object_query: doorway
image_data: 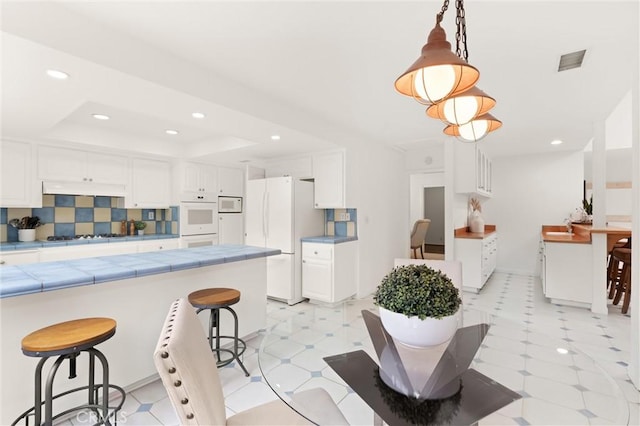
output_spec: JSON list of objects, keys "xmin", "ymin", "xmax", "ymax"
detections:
[
  {"xmin": 423, "ymin": 187, "xmax": 445, "ymax": 255},
  {"xmin": 409, "ymin": 172, "xmax": 445, "ymax": 259}
]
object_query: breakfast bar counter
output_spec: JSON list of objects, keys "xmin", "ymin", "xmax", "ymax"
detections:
[{"xmin": 0, "ymin": 245, "xmax": 279, "ymax": 425}]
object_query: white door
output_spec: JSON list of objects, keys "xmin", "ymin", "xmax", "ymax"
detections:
[
  {"xmin": 266, "ymin": 177, "xmax": 294, "ymax": 253},
  {"xmin": 219, "ymin": 214, "xmax": 244, "ymax": 245},
  {"xmin": 267, "ymin": 254, "xmax": 293, "ymax": 300},
  {"xmin": 245, "ymin": 179, "xmax": 266, "ymax": 247}
]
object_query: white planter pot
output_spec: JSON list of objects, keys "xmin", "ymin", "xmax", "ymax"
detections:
[
  {"xmin": 137, "ymin": 230, "xmax": 144, "ymax": 235},
  {"xmin": 18, "ymin": 229, "xmax": 36, "ymax": 242},
  {"xmin": 379, "ymin": 307, "xmax": 458, "ymax": 348}
]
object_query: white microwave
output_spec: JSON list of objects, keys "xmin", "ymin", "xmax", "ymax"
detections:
[
  {"xmin": 218, "ymin": 196, "xmax": 243, "ymax": 213},
  {"xmin": 180, "ymin": 202, "xmax": 218, "ymax": 236}
]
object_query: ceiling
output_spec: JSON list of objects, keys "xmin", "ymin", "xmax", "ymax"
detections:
[{"xmin": 1, "ymin": 1, "xmax": 638, "ymax": 165}]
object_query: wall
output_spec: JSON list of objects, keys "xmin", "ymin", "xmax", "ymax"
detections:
[
  {"xmin": 1, "ymin": 195, "xmax": 178, "ymax": 242},
  {"xmin": 484, "ymin": 151, "xmax": 584, "ymax": 275}
]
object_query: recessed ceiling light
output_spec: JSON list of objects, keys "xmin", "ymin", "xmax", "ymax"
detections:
[
  {"xmin": 92, "ymin": 114, "xmax": 110, "ymax": 120},
  {"xmin": 46, "ymin": 69, "xmax": 69, "ymax": 80},
  {"xmin": 551, "ymin": 139, "xmax": 563, "ymax": 145},
  {"xmin": 165, "ymin": 129, "xmax": 179, "ymax": 135},
  {"xmin": 556, "ymin": 347, "xmax": 569, "ymax": 355},
  {"xmin": 192, "ymin": 112, "xmax": 205, "ymax": 119},
  {"xmin": 271, "ymin": 135, "xmax": 281, "ymax": 141}
]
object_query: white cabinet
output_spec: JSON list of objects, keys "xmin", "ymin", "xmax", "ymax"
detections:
[
  {"xmin": 127, "ymin": 158, "xmax": 171, "ymax": 208},
  {"xmin": 312, "ymin": 151, "xmax": 346, "ymax": 208},
  {"xmin": 302, "ymin": 241, "xmax": 357, "ymax": 303},
  {"xmin": 218, "ymin": 167, "xmax": 244, "ymax": 196},
  {"xmin": 1, "ymin": 140, "xmax": 40, "ymax": 207},
  {"xmin": 542, "ymin": 241, "xmax": 592, "ymax": 308},
  {"xmin": 455, "ymin": 233, "xmax": 497, "ymax": 293},
  {"xmin": 175, "ymin": 162, "xmax": 218, "ymax": 202},
  {"xmin": 38, "ymin": 146, "xmax": 128, "ymax": 185},
  {"xmin": 137, "ymin": 239, "xmax": 179, "ymax": 253},
  {"xmin": 455, "ymin": 142, "xmax": 492, "ymax": 197},
  {"xmin": 0, "ymin": 250, "xmax": 40, "ymax": 265}
]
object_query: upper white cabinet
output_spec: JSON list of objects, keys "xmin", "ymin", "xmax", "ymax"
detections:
[
  {"xmin": 1, "ymin": 140, "xmax": 40, "ymax": 207},
  {"xmin": 217, "ymin": 167, "xmax": 244, "ymax": 196},
  {"xmin": 38, "ymin": 146, "xmax": 128, "ymax": 185},
  {"xmin": 455, "ymin": 142, "xmax": 492, "ymax": 197},
  {"xmin": 312, "ymin": 151, "xmax": 346, "ymax": 208},
  {"xmin": 127, "ymin": 158, "xmax": 171, "ymax": 208},
  {"xmin": 175, "ymin": 162, "xmax": 217, "ymax": 202}
]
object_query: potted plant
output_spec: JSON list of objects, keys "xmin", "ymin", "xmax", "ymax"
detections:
[
  {"xmin": 9, "ymin": 216, "xmax": 44, "ymax": 242},
  {"xmin": 374, "ymin": 264, "xmax": 462, "ymax": 347},
  {"xmin": 134, "ymin": 221, "xmax": 147, "ymax": 235}
]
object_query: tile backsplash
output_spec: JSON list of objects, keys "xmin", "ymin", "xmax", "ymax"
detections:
[
  {"xmin": 1, "ymin": 195, "xmax": 179, "ymax": 242},
  {"xmin": 325, "ymin": 208, "xmax": 357, "ymax": 237}
]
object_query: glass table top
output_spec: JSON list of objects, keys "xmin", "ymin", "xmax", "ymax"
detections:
[{"xmin": 258, "ymin": 298, "xmax": 629, "ymax": 425}]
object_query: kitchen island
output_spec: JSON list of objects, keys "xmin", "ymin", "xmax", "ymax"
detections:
[
  {"xmin": 540, "ymin": 224, "xmax": 631, "ymax": 313},
  {"xmin": 0, "ymin": 244, "xmax": 279, "ymax": 425}
]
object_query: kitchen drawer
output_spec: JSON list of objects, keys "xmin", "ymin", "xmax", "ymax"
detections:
[{"xmin": 302, "ymin": 243, "xmax": 333, "ymax": 260}]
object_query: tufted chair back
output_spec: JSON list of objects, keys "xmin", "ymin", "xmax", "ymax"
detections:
[{"xmin": 154, "ymin": 298, "xmax": 227, "ymax": 425}]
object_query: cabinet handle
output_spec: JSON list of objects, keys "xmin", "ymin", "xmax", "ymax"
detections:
[
  {"xmin": 314, "ymin": 251, "xmax": 318, "ymax": 255},
  {"xmin": 89, "ymin": 178, "xmax": 93, "ymax": 182},
  {"xmin": 83, "ymin": 177, "xmax": 88, "ymax": 181},
  {"xmin": 159, "ymin": 246, "xmax": 163, "ymax": 250},
  {"xmin": 0, "ymin": 260, "xmax": 5, "ymax": 265},
  {"xmin": 302, "ymin": 260, "xmax": 306, "ymax": 263}
]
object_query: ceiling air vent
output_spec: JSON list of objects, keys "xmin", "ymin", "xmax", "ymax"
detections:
[{"xmin": 558, "ymin": 49, "xmax": 586, "ymax": 72}]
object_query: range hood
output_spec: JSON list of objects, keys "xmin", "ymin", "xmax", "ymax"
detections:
[{"xmin": 42, "ymin": 181, "xmax": 127, "ymax": 197}]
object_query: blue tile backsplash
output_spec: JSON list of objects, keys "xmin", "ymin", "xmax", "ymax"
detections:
[
  {"xmin": 325, "ymin": 208, "xmax": 357, "ymax": 237},
  {"xmin": 0, "ymin": 195, "xmax": 179, "ymax": 242}
]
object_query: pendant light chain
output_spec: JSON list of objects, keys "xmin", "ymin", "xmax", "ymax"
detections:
[
  {"xmin": 437, "ymin": 0, "xmax": 450, "ymax": 23},
  {"xmin": 455, "ymin": 0, "xmax": 468, "ymax": 62}
]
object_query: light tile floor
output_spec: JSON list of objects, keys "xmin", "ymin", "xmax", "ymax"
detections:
[{"xmin": 58, "ymin": 272, "xmax": 639, "ymax": 425}]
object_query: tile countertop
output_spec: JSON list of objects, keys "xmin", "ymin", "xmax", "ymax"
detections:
[
  {"xmin": 0, "ymin": 244, "xmax": 281, "ymax": 299},
  {"xmin": 0, "ymin": 234, "xmax": 180, "ymax": 251},
  {"xmin": 300, "ymin": 236, "xmax": 359, "ymax": 244},
  {"xmin": 454, "ymin": 225, "xmax": 496, "ymax": 239}
]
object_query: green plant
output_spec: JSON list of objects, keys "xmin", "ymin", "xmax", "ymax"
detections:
[
  {"xmin": 582, "ymin": 195, "xmax": 593, "ymax": 215},
  {"xmin": 373, "ymin": 264, "xmax": 461, "ymax": 320},
  {"xmin": 134, "ymin": 221, "xmax": 147, "ymax": 230}
]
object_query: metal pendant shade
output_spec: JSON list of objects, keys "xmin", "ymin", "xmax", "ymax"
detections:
[
  {"xmin": 443, "ymin": 113, "xmax": 502, "ymax": 142},
  {"xmin": 426, "ymin": 86, "xmax": 496, "ymax": 125},
  {"xmin": 394, "ymin": 22, "xmax": 480, "ymax": 105}
]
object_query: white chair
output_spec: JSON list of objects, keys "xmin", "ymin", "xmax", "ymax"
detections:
[
  {"xmin": 153, "ymin": 298, "xmax": 349, "ymax": 425},
  {"xmin": 410, "ymin": 219, "xmax": 431, "ymax": 259}
]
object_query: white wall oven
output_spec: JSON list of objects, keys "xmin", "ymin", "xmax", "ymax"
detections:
[{"xmin": 180, "ymin": 202, "xmax": 218, "ymax": 236}]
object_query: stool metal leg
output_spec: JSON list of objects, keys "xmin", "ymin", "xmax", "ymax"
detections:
[
  {"xmin": 45, "ymin": 355, "xmax": 67, "ymax": 425},
  {"xmin": 33, "ymin": 357, "xmax": 48, "ymax": 426},
  {"xmin": 222, "ymin": 306, "xmax": 250, "ymax": 377}
]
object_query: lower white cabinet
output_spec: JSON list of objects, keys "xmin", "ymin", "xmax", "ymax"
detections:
[
  {"xmin": 39, "ymin": 242, "xmax": 139, "ymax": 262},
  {"xmin": 542, "ymin": 241, "xmax": 592, "ymax": 308},
  {"xmin": 302, "ymin": 241, "xmax": 357, "ymax": 303},
  {"xmin": 455, "ymin": 233, "xmax": 497, "ymax": 293},
  {"xmin": 0, "ymin": 250, "xmax": 40, "ymax": 266},
  {"xmin": 137, "ymin": 239, "xmax": 179, "ymax": 252}
]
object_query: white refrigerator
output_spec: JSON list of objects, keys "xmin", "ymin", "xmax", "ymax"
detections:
[{"xmin": 246, "ymin": 176, "xmax": 324, "ymax": 305}]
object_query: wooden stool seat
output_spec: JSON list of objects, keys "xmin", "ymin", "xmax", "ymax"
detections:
[
  {"xmin": 188, "ymin": 288, "xmax": 240, "ymax": 309},
  {"xmin": 22, "ymin": 318, "xmax": 116, "ymax": 357}
]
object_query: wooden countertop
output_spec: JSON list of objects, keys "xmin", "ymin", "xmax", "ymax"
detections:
[
  {"xmin": 542, "ymin": 224, "xmax": 631, "ymax": 251},
  {"xmin": 454, "ymin": 225, "xmax": 496, "ymax": 239}
]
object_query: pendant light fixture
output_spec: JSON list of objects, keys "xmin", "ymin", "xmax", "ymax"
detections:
[
  {"xmin": 425, "ymin": 86, "xmax": 495, "ymax": 125},
  {"xmin": 395, "ymin": 0, "xmax": 502, "ymax": 141},
  {"xmin": 443, "ymin": 113, "xmax": 502, "ymax": 142}
]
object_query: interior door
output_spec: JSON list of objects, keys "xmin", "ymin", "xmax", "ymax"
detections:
[
  {"xmin": 265, "ymin": 177, "xmax": 294, "ymax": 253},
  {"xmin": 245, "ymin": 179, "xmax": 266, "ymax": 247}
]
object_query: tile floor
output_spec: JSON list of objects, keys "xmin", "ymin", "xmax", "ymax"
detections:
[{"xmin": 57, "ymin": 272, "xmax": 638, "ymax": 425}]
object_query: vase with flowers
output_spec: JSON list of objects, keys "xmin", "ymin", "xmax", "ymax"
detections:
[{"xmin": 468, "ymin": 198, "xmax": 484, "ymax": 233}]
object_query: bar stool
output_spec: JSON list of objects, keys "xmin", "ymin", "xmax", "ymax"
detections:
[
  {"xmin": 188, "ymin": 288, "xmax": 250, "ymax": 377},
  {"xmin": 13, "ymin": 318, "xmax": 125, "ymax": 426},
  {"xmin": 607, "ymin": 238, "xmax": 629, "ymax": 295},
  {"xmin": 611, "ymin": 248, "xmax": 632, "ymax": 314}
]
